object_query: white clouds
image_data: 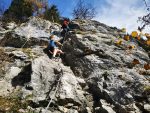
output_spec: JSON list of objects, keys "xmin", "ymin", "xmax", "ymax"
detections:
[{"xmin": 95, "ymin": 0, "xmax": 149, "ymax": 33}]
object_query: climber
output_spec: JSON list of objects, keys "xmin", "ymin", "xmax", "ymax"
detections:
[
  {"xmin": 48, "ymin": 35, "xmax": 64, "ymax": 58},
  {"xmin": 62, "ymin": 18, "xmax": 70, "ymax": 32},
  {"xmin": 60, "ymin": 18, "xmax": 70, "ymax": 43}
]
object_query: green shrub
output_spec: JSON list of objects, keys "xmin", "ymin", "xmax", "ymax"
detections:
[{"xmin": 3, "ymin": 0, "xmax": 33, "ymax": 22}]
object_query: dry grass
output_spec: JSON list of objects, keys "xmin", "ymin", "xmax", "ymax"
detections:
[
  {"xmin": 91, "ymin": 30, "xmax": 97, "ymax": 34},
  {"xmin": 144, "ymin": 85, "xmax": 150, "ymax": 95},
  {"xmin": 21, "ymin": 48, "xmax": 37, "ymax": 59},
  {"xmin": 0, "ymin": 97, "xmax": 29, "ymax": 113},
  {"xmin": 0, "ymin": 88, "xmax": 31, "ymax": 112},
  {"xmin": 0, "ymin": 48, "xmax": 13, "ymax": 75},
  {"xmin": 75, "ymin": 29, "xmax": 86, "ymax": 35}
]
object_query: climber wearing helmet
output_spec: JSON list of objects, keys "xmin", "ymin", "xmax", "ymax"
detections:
[
  {"xmin": 48, "ymin": 35, "xmax": 64, "ymax": 58},
  {"xmin": 61, "ymin": 18, "xmax": 70, "ymax": 43},
  {"xmin": 62, "ymin": 18, "xmax": 70, "ymax": 32}
]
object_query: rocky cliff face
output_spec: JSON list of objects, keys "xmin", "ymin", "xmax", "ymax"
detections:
[{"xmin": 0, "ymin": 17, "xmax": 149, "ymax": 113}]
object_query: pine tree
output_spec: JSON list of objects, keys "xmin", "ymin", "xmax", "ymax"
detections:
[
  {"xmin": 3, "ymin": 0, "xmax": 48, "ymax": 22},
  {"xmin": 44, "ymin": 5, "xmax": 60, "ymax": 23},
  {"xmin": 4, "ymin": 0, "xmax": 34, "ymax": 22}
]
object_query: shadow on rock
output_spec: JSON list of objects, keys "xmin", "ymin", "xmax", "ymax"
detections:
[
  {"xmin": 43, "ymin": 48, "xmax": 52, "ymax": 59},
  {"xmin": 11, "ymin": 64, "xmax": 32, "ymax": 87}
]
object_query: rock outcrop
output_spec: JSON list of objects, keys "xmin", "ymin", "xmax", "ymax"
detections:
[
  {"xmin": 0, "ymin": 17, "xmax": 60, "ymax": 48},
  {"xmin": 0, "ymin": 17, "xmax": 149, "ymax": 113}
]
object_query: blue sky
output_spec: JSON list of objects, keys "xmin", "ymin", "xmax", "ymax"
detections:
[
  {"xmin": 1, "ymin": 0, "xmax": 12, "ymax": 9},
  {"xmin": 48, "ymin": 0, "xmax": 107, "ymax": 18},
  {"xmin": 1, "ymin": 0, "xmax": 149, "ymax": 33}
]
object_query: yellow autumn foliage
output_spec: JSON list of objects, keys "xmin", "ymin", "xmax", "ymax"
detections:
[
  {"xmin": 131, "ymin": 31, "xmax": 138, "ymax": 38},
  {"xmin": 36, "ymin": 2, "xmax": 43, "ymax": 9},
  {"xmin": 144, "ymin": 63, "xmax": 150, "ymax": 70},
  {"xmin": 135, "ymin": 35, "xmax": 141, "ymax": 40},
  {"xmin": 132, "ymin": 59, "xmax": 140, "ymax": 66},
  {"xmin": 124, "ymin": 35, "xmax": 130, "ymax": 41},
  {"xmin": 25, "ymin": 0, "xmax": 44, "ymax": 11},
  {"xmin": 145, "ymin": 40, "xmax": 150, "ymax": 46},
  {"xmin": 128, "ymin": 45, "xmax": 135, "ymax": 50},
  {"xmin": 115, "ymin": 39, "xmax": 122, "ymax": 46}
]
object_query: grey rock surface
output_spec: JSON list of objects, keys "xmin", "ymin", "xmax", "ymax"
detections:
[
  {"xmin": 0, "ymin": 17, "xmax": 61, "ymax": 47},
  {"xmin": 21, "ymin": 55, "xmax": 86, "ymax": 106},
  {"xmin": 0, "ymin": 18, "xmax": 149, "ymax": 113},
  {"xmin": 63, "ymin": 19, "xmax": 150, "ymax": 113}
]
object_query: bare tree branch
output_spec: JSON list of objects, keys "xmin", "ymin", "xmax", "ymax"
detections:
[
  {"xmin": 138, "ymin": 0, "xmax": 150, "ymax": 31},
  {"xmin": 72, "ymin": 0, "xmax": 96, "ymax": 19},
  {"xmin": 143, "ymin": 0, "xmax": 150, "ymax": 7}
]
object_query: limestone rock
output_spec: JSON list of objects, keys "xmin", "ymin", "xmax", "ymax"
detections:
[
  {"xmin": 144, "ymin": 104, "xmax": 150, "ymax": 112},
  {"xmin": 9, "ymin": 50, "xmax": 28, "ymax": 60},
  {"xmin": 19, "ymin": 55, "xmax": 87, "ymax": 107},
  {"xmin": 0, "ymin": 67, "xmax": 21, "ymax": 96},
  {"xmin": 63, "ymin": 19, "xmax": 150, "ymax": 112},
  {"xmin": 0, "ymin": 18, "xmax": 149, "ymax": 113},
  {"xmin": 99, "ymin": 99, "xmax": 116, "ymax": 113},
  {"xmin": 0, "ymin": 17, "xmax": 61, "ymax": 47},
  {"xmin": 6, "ymin": 22, "xmax": 17, "ymax": 30}
]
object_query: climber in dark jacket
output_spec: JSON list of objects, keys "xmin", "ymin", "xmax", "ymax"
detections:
[{"xmin": 61, "ymin": 19, "xmax": 70, "ymax": 43}]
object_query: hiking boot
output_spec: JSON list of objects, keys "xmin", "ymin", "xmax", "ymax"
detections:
[{"xmin": 51, "ymin": 56, "xmax": 60, "ymax": 62}]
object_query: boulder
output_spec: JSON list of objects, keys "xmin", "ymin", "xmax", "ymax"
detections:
[
  {"xmin": 9, "ymin": 50, "xmax": 28, "ymax": 60},
  {"xmin": 6, "ymin": 22, "xmax": 17, "ymax": 30},
  {"xmin": 18, "ymin": 55, "xmax": 87, "ymax": 107},
  {"xmin": 95, "ymin": 99, "xmax": 116, "ymax": 113},
  {"xmin": 144, "ymin": 104, "xmax": 150, "ymax": 112},
  {"xmin": 0, "ymin": 66, "xmax": 21, "ymax": 96}
]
